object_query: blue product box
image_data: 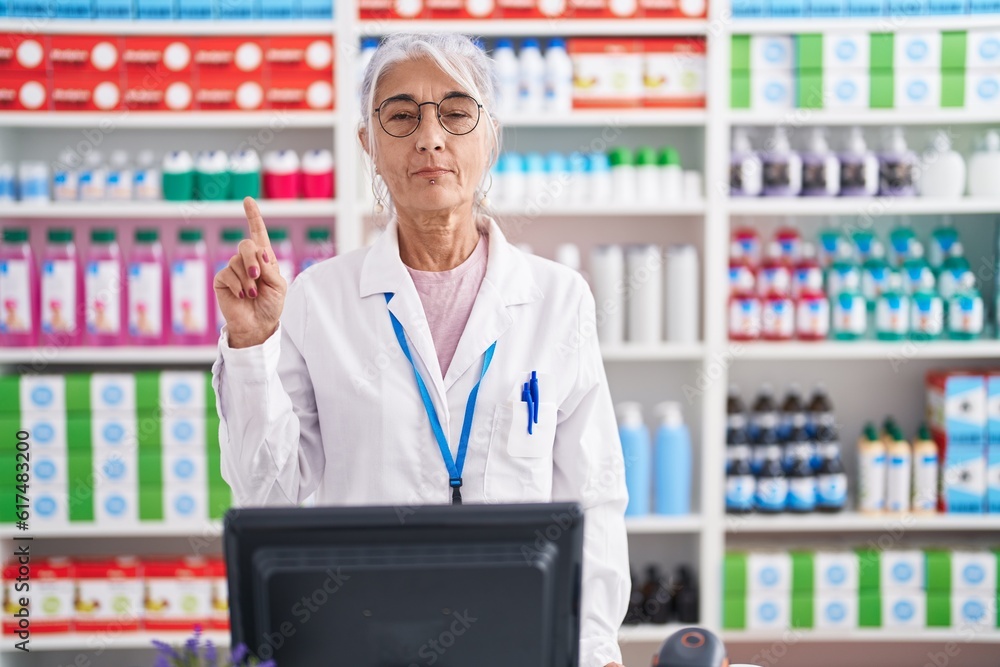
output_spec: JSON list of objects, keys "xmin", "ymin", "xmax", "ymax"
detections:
[
  {"xmin": 888, "ymin": 0, "xmax": 926, "ymax": 14},
  {"xmin": 809, "ymin": 0, "xmax": 848, "ymax": 14},
  {"xmin": 136, "ymin": 0, "xmax": 173, "ymax": 17},
  {"xmin": 943, "ymin": 442, "xmax": 987, "ymax": 513},
  {"xmin": 928, "ymin": 0, "xmax": 966, "ymax": 12},
  {"xmin": 259, "ymin": 0, "xmax": 300, "ymax": 18},
  {"xmin": 849, "ymin": 0, "xmax": 885, "ymax": 14},
  {"xmin": 56, "ymin": 0, "xmax": 90, "ymax": 16},
  {"xmin": 988, "ymin": 374, "xmax": 1000, "ymax": 513},
  {"xmin": 177, "ymin": 0, "xmax": 213, "ymax": 18},
  {"xmin": 299, "ymin": 0, "xmax": 329, "ymax": 18},
  {"xmin": 12, "ymin": 0, "xmax": 54, "ymax": 17},
  {"xmin": 970, "ymin": 0, "xmax": 999, "ymax": 11},
  {"xmin": 216, "ymin": 0, "xmax": 253, "ymax": 18},
  {"xmin": 732, "ymin": 0, "xmax": 768, "ymax": 17},
  {"xmin": 0, "ymin": 0, "xmax": 8, "ymax": 16},
  {"xmin": 93, "ymin": 0, "xmax": 132, "ymax": 17},
  {"xmin": 770, "ymin": 0, "xmax": 807, "ymax": 14}
]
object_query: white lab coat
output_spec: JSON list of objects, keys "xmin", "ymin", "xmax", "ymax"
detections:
[{"xmin": 212, "ymin": 216, "xmax": 631, "ymax": 667}]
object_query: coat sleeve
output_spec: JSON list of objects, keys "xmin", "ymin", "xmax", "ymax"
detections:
[
  {"xmin": 551, "ymin": 275, "xmax": 631, "ymax": 667},
  {"xmin": 210, "ymin": 285, "xmax": 326, "ymax": 507}
]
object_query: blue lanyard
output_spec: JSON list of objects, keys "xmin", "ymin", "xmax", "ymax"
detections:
[{"xmin": 385, "ymin": 293, "xmax": 497, "ymax": 505}]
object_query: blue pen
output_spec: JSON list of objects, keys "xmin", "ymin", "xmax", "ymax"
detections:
[
  {"xmin": 522, "ymin": 382, "xmax": 533, "ymax": 435},
  {"xmin": 529, "ymin": 370, "xmax": 539, "ymax": 424}
]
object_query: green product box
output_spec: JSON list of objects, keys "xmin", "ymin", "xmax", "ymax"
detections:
[
  {"xmin": 927, "ymin": 592, "xmax": 951, "ymax": 628},
  {"xmin": 797, "ymin": 70, "xmax": 824, "ymax": 108},
  {"xmin": 723, "ymin": 594, "xmax": 747, "ymax": 629},
  {"xmin": 66, "ymin": 415, "xmax": 93, "ymax": 454},
  {"xmin": 135, "ymin": 371, "xmax": 161, "ymax": 411},
  {"xmin": 208, "ymin": 482, "xmax": 232, "ymax": 520},
  {"xmin": 731, "ymin": 71, "xmax": 751, "ymax": 109},
  {"xmin": 870, "ymin": 70, "xmax": 895, "ymax": 108},
  {"xmin": 791, "ymin": 591, "xmax": 814, "ymax": 628},
  {"xmin": 870, "ymin": 33, "xmax": 895, "ymax": 71},
  {"xmin": 941, "ymin": 31, "xmax": 967, "ymax": 71},
  {"xmin": 732, "ymin": 35, "xmax": 751, "ymax": 72},
  {"xmin": 796, "ymin": 34, "xmax": 824, "ymax": 71},
  {"xmin": 791, "ymin": 551, "xmax": 815, "ymax": 594},
  {"xmin": 0, "ymin": 376, "xmax": 19, "ymax": 414},
  {"xmin": 65, "ymin": 373, "xmax": 91, "ymax": 415},
  {"xmin": 941, "ymin": 70, "xmax": 965, "ymax": 108},
  {"xmin": 856, "ymin": 549, "xmax": 881, "ymax": 591},
  {"xmin": 725, "ymin": 552, "xmax": 748, "ymax": 595},
  {"xmin": 926, "ymin": 550, "xmax": 952, "ymax": 592},
  {"xmin": 859, "ymin": 590, "xmax": 882, "ymax": 627},
  {"xmin": 138, "ymin": 486, "xmax": 164, "ymax": 521}
]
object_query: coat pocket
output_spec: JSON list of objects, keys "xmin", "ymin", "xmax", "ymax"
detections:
[{"xmin": 483, "ymin": 399, "xmax": 556, "ymax": 503}]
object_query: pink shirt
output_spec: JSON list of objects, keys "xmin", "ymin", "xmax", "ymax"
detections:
[{"xmin": 405, "ymin": 233, "xmax": 488, "ymax": 377}]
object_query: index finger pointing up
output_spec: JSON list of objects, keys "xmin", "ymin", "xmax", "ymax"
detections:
[{"xmin": 243, "ymin": 196, "xmax": 271, "ymax": 253}]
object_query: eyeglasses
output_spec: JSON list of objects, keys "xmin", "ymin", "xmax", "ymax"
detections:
[{"xmin": 373, "ymin": 93, "xmax": 483, "ymax": 138}]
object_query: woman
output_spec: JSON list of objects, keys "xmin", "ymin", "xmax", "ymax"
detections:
[{"xmin": 212, "ymin": 33, "xmax": 630, "ymax": 667}]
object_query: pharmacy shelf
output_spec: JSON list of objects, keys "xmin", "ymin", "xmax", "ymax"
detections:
[
  {"xmin": 0, "ymin": 521, "xmax": 224, "ymax": 539},
  {"xmin": 491, "ymin": 202, "xmax": 706, "ymax": 217},
  {"xmin": 500, "ymin": 109, "xmax": 707, "ymax": 127},
  {"xmin": 729, "ymin": 340, "xmax": 1000, "ymax": 361},
  {"xmin": 0, "ymin": 200, "xmax": 339, "ymax": 219},
  {"xmin": 357, "ymin": 19, "xmax": 708, "ymax": 36},
  {"xmin": 728, "ymin": 109, "xmax": 1000, "ymax": 127},
  {"xmin": 0, "ymin": 630, "xmax": 232, "ymax": 653},
  {"xmin": 625, "ymin": 515, "xmax": 704, "ymax": 534},
  {"xmin": 0, "ymin": 111, "xmax": 336, "ymax": 128},
  {"xmin": 722, "ymin": 629, "xmax": 1000, "ymax": 644},
  {"xmin": 601, "ymin": 343, "xmax": 705, "ymax": 361},
  {"xmin": 724, "ymin": 513, "xmax": 1000, "ymax": 534},
  {"xmin": 728, "ymin": 15, "xmax": 1000, "ymax": 33},
  {"xmin": 0, "ymin": 18, "xmax": 333, "ymax": 35},
  {"xmin": 618, "ymin": 624, "xmax": 687, "ymax": 644},
  {"xmin": 729, "ymin": 197, "xmax": 1000, "ymax": 217},
  {"xmin": 0, "ymin": 346, "xmax": 218, "ymax": 366}
]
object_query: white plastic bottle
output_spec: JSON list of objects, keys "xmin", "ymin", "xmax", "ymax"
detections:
[
  {"xmin": 664, "ymin": 244, "xmax": 699, "ymax": 343},
  {"xmin": 493, "ymin": 38, "xmax": 520, "ymax": 117},
  {"xmin": 106, "ymin": 150, "xmax": 134, "ymax": 201},
  {"xmin": 589, "ymin": 152, "xmax": 613, "ymax": 204},
  {"xmin": 133, "ymin": 150, "xmax": 161, "ymax": 201},
  {"xmin": 52, "ymin": 150, "xmax": 80, "ymax": 202},
  {"xmin": 544, "ymin": 37, "xmax": 573, "ymax": 115},
  {"xmin": 659, "ymin": 147, "xmax": 683, "ymax": 204},
  {"xmin": 801, "ymin": 127, "xmax": 841, "ymax": 197},
  {"xmin": 496, "ymin": 152, "xmax": 525, "ymax": 208},
  {"xmin": 730, "ymin": 127, "xmax": 763, "ymax": 197},
  {"xmin": 967, "ymin": 130, "xmax": 1000, "ymax": 199},
  {"xmin": 18, "ymin": 161, "xmax": 50, "ymax": 203},
  {"xmin": 0, "ymin": 163, "xmax": 15, "ymax": 203},
  {"xmin": 590, "ymin": 245, "xmax": 625, "ymax": 345},
  {"xmin": 762, "ymin": 126, "xmax": 802, "ymax": 196},
  {"xmin": 626, "ymin": 244, "xmax": 663, "ymax": 344},
  {"xmin": 917, "ymin": 131, "xmax": 966, "ymax": 199},
  {"xmin": 518, "ymin": 38, "xmax": 545, "ymax": 115},
  {"xmin": 78, "ymin": 152, "xmax": 108, "ymax": 201},
  {"xmin": 839, "ymin": 126, "xmax": 879, "ymax": 197}
]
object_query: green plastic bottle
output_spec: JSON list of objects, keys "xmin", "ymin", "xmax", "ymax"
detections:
[
  {"xmin": 888, "ymin": 220, "xmax": 917, "ymax": 267},
  {"xmin": 861, "ymin": 240, "xmax": 892, "ymax": 311},
  {"xmin": 851, "ymin": 229, "xmax": 878, "ymax": 263},
  {"xmin": 900, "ymin": 241, "xmax": 934, "ymax": 295},
  {"xmin": 825, "ymin": 240, "xmax": 861, "ymax": 297},
  {"xmin": 875, "ymin": 273, "xmax": 909, "ymax": 341}
]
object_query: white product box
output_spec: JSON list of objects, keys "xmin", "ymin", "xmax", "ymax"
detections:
[
  {"xmin": 144, "ymin": 565, "xmax": 213, "ymax": 624},
  {"xmin": 93, "ymin": 448, "xmax": 137, "ymax": 488},
  {"xmin": 966, "ymin": 71, "xmax": 1000, "ymax": 109},
  {"xmin": 2, "ymin": 558, "xmax": 75, "ymax": 628},
  {"xmin": 952, "ymin": 551, "xmax": 997, "ymax": 593},
  {"xmin": 815, "ymin": 551, "xmax": 860, "ymax": 593},
  {"xmin": 895, "ymin": 31, "xmax": 942, "ymax": 70},
  {"xmin": 165, "ymin": 484, "xmax": 208, "ymax": 522},
  {"xmin": 815, "ymin": 592, "xmax": 858, "ymax": 629},
  {"xmin": 31, "ymin": 483, "xmax": 68, "ymax": 524},
  {"xmin": 895, "ymin": 70, "xmax": 941, "ymax": 108},
  {"xmin": 824, "ymin": 69, "xmax": 870, "ymax": 108},
  {"xmin": 94, "ymin": 487, "xmax": 139, "ymax": 524},
  {"xmin": 823, "ymin": 32, "xmax": 870, "ymax": 69},
  {"xmin": 162, "ymin": 415, "xmax": 205, "ymax": 449},
  {"xmin": 747, "ymin": 591, "xmax": 791, "ymax": 629},
  {"xmin": 92, "ymin": 412, "xmax": 138, "ymax": 450},
  {"xmin": 160, "ymin": 371, "xmax": 207, "ymax": 411},
  {"xmin": 751, "ymin": 35, "xmax": 795, "ymax": 70},
  {"xmin": 32, "ymin": 451, "xmax": 67, "ymax": 486},
  {"xmin": 953, "ymin": 592, "xmax": 997, "ymax": 629},
  {"xmin": 75, "ymin": 563, "xmax": 144, "ymax": 625},
  {"xmin": 164, "ymin": 449, "xmax": 206, "ymax": 485},
  {"xmin": 966, "ymin": 30, "xmax": 1000, "ymax": 69},
  {"xmin": 91, "ymin": 373, "xmax": 136, "ymax": 413},
  {"xmin": 23, "ymin": 412, "xmax": 66, "ymax": 451},
  {"xmin": 882, "ymin": 550, "xmax": 925, "ymax": 590},
  {"xmin": 751, "ymin": 70, "xmax": 796, "ymax": 110},
  {"xmin": 748, "ymin": 552, "xmax": 792, "ymax": 593},
  {"xmin": 883, "ymin": 589, "xmax": 926, "ymax": 628},
  {"xmin": 20, "ymin": 375, "xmax": 66, "ymax": 414}
]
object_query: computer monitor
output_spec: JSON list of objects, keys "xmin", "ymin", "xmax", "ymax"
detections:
[{"xmin": 223, "ymin": 502, "xmax": 585, "ymax": 667}]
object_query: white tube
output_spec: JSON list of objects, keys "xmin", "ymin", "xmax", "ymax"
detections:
[
  {"xmin": 625, "ymin": 244, "xmax": 663, "ymax": 344},
  {"xmin": 590, "ymin": 245, "xmax": 625, "ymax": 345},
  {"xmin": 665, "ymin": 244, "xmax": 699, "ymax": 343}
]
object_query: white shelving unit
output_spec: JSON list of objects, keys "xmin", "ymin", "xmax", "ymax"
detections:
[
  {"xmin": 0, "ymin": 200, "xmax": 340, "ymax": 219},
  {"xmin": 1, "ymin": 5, "xmax": 999, "ymax": 666}
]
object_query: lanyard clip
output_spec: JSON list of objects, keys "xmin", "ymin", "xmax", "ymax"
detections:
[{"xmin": 450, "ymin": 477, "xmax": 463, "ymax": 505}]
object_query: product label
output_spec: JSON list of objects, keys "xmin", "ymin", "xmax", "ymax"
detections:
[
  {"xmin": 729, "ymin": 297, "xmax": 761, "ymax": 339},
  {"xmin": 912, "ymin": 453, "xmax": 938, "ymax": 512},
  {"xmin": 128, "ymin": 262, "xmax": 163, "ymax": 339},
  {"xmin": 796, "ymin": 298, "xmax": 830, "ymax": 338},
  {"xmin": 948, "ymin": 296, "xmax": 984, "ymax": 335},
  {"xmin": 41, "ymin": 260, "xmax": 77, "ymax": 333},
  {"xmin": 887, "ymin": 453, "xmax": 912, "ymax": 512},
  {"xmin": 86, "ymin": 260, "xmax": 122, "ymax": 335},
  {"xmin": 879, "ymin": 159, "xmax": 914, "ymax": 192},
  {"xmin": 761, "ymin": 298, "xmax": 794, "ymax": 339},
  {"xmin": 832, "ymin": 293, "xmax": 867, "ymax": 336},
  {"xmin": 0, "ymin": 258, "xmax": 33, "ymax": 334},
  {"xmin": 859, "ymin": 448, "xmax": 887, "ymax": 512},
  {"xmin": 726, "ymin": 474, "xmax": 756, "ymax": 510},
  {"xmin": 817, "ymin": 472, "xmax": 848, "ymax": 507},
  {"xmin": 171, "ymin": 260, "xmax": 208, "ymax": 335},
  {"xmin": 755, "ymin": 477, "xmax": 788, "ymax": 511},
  {"xmin": 911, "ymin": 295, "xmax": 944, "ymax": 336},
  {"xmin": 787, "ymin": 476, "xmax": 817, "ymax": 510},
  {"xmin": 76, "ymin": 579, "xmax": 143, "ymax": 621},
  {"xmin": 145, "ymin": 578, "xmax": 212, "ymax": 622},
  {"xmin": 862, "ymin": 266, "xmax": 891, "ymax": 302},
  {"xmin": 876, "ymin": 295, "xmax": 909, "ymax": 335},
  {"xmin": 763, "ymin": 158, "xmax": 791, "ymax": 190}
]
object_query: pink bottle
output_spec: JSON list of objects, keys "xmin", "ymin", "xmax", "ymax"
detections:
[
  {"xmin": 301, "ymin": 149, "xmax": 335, "ymax": 199},
  {"xmin": 214, "ymin": 227, "xmax": 244, "ymax": 335},
  {"xmin": 757, "ymin": 241, "xmax": 791, "ymax": 299},
  {"xmin": 171, "ymin": 228, "xmax": 213, "ymax": 345},
  {"xmin": 298, "ymin": 227, "xmax": 335, "ymax": 274},
  {"xmin": 128, "ymin": 229, "xmax": 169, "ymax": 346},
  {"xmin": 791, "ymin": 242, "xmax": 823, "ymax": 300},
  {"xmin": 728, "ymin": 267, "xmax": 760, "ymax": 341},
  {"xmin": 0, "ymin": 227, "xmax": 39, "ymax": 346},
  {"xmin": 263, "ymin": 150, "xmax": 302, "ymax": 199},
  {"xmin": 760, "ymin": 246, "xmax": 794, "ymax": 341},
  {"xmin": 40, "ymin": 228, "xmax": 84, "ymax": 347},
  {"xmin": 269, "ymin": 228, "xmax": 296, "ymax": 283},
  {"xmin": 84, "ymin": 228, "xmax": 126, "ymax": 346},
  {"xmin": 795, "ymin": 270, "xmax": 830, "ymax": 341}
]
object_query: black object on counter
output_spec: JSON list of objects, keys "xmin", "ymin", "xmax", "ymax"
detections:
[{"xmin": 652, "ymin": 626, "xmax": 727, "ymax": 667}]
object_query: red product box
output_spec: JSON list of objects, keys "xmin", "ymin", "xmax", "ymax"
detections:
[
  {"xmin": 267, "ymin": 71, "xmax": 334, "ymax": 110},
  {"xmin": 121, "ymin": 36, "xmax": 194, "ymax": 80},
  {"xmin": 74, "ymin": 557, "xmax": 143, "ymax": 632},
  {"xmin": 3, "ymin": 557, "xmax": 74, "ymax": 635},
  {"xmin": 494, "ymin": 0, "xmax": 545, "ymax": 18},
  {"xmin": 0, "ymin": 34, "xmax": 48, "ymax": 72},
  {"xmin": 192, "ymin": 37, "xmax": 265, "ymax": 78},
  {"xmin": 425, "ymin": 0, "xmax": 498, "ymax": 19},
  {"xmin": 638, "ymin": 0, "xmax": 707, "ymax": 17},
  {"xmin": 566, "ymin": 0, "xmax": 638, "ymax": 19},
  {"xmin": 265, "ymin": 36, "xmax": 334, "ymax": 76},
  {"xmin": 641, "ymin": 37, "xmax": 707, "ymax": 108},
  {"xmin": 0, "ymin": 73, "xmax": 49, "ymax": 111},
  {"xmin": 123, "ymin": 73, "xmax": 194, "ymax": 112},
  {"xmin": 358, "ymin": 0, "xmax": 427, "ymax": 18},
  {"xmin": 51, "ymin": 73, "xmax": 124, "ymax": 111},
  {"xmin": 569, "ymin": 38, "xmax": 644, "ymax": 108},
  {"xmin": 143, "ymin": 557, "xmax": 213, "ymax": 631},
  {"xmin": 195, "ymin": 72, "xmax": 266, "ymax": 111},
  {"xmin": 49, "ymin": 35, "xmax": 123, "ymax": 75},
  {"xmin": 207, "ymin": 558, "xmax": 229, "ymax": 630}
]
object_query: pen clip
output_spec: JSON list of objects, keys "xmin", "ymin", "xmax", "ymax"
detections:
[{"xmin": 529, "ymin": 370, "xmax": 539, "ymax": 425}]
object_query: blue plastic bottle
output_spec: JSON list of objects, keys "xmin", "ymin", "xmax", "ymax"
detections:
[
  {"xmin": 618, "ymin": 402, "xmax": 651, "ymax": 517},
  {"xmin": 653, "ymin": 402, "xmax": 691, "ymax": 516}
]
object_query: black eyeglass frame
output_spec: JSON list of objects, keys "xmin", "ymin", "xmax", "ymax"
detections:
[{"xmin": 371, "ymin": 92, "xmax": 484, "ymax": 138}]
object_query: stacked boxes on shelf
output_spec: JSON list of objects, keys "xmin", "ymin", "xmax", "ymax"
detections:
[
  {"xmin": 724, "ymin": 549, "xmax": 1000, "ymax": 631},
  {"xmin": 357, "ymin": 0, "xmax": 708, "ymax": 21},
  {"xmin": 732, "ymin": 0, "xmax": 1000, "ymax": 17},
  {"xmin": 731, "ymin": 30, "xmax": 1000, "ymax": 110},
  {"xmin": 3, "ymin": 0, "xmax": 333, "ymax": 18},
  {"xmin": 0, "ymin": 372, "xmax": 230, "ymax": 526}
]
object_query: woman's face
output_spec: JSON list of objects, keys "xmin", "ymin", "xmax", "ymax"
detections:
[{"xmin": 363, "ymin": 57, "xmax": 493, "ymax": 218}]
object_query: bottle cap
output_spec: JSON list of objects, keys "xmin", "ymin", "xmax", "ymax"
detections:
[
  {"xmin": 655, "ymin": 401, "xmax": 684, "ymax": 428},
  {"xmin": 918, "ymin": 423, "xmax": 931, "ymax": 440},
  {"xmin": 361, "ymin": 37, "xmax": 380, "ymax": 49},
  {"xmin": 48, "ymin": 228, "xmax": 73, "ymax": 243},
  {"xmin": 221, "ymin": 228, "xmax": 245, "ymax": 243},
  {"xmin": 179, "ymin": 229, "xmax": 203, "ymax": 243},
  {"xmin": 263, "ymin": 149, "xmax": 300, "ymax": 175},
  {"xmin": 958, "ymin": 272, "xmax": 976, "ymax": 290},
  {"xmin": 635, "ymin": 146, "xmax": 657, "ymax": 166},
  {"xmin": 521, "ymin": 37, "xmax": 540, "ymax": 49},
  {"xmin": 229, "ymin": 149, "xmax": 262, "ymax": 174},
  {"xmin": 197, "ymin": 149, "xmax": 229, "ymax": 174},
  {"xmin": 109, "ymin": 150, "xmax": 129, "ymax": 168},
  {"xmin": 616, "ymin": 402, "xmax": 644, "ymax": 429},
  {"xmin": 547, "ymin": 37, "xmax": 566, "ymax": 49},
  {"xmin": 545, "ymin": 151, "xmax": 568, "ymax": 173},
  {"xmin": 57, "ymin": 149, "xmax": 80, "ymax": 169},
  {"xmin": 588, "ymin": 152, "xmax": 610, "ymax": 172},
  {"xmin": 307, "ymin": 227, "xmax": 331, "ymax": 241},
  {"xmin": 136, "ymin": 149, "xmax": 157, "ymax": 168},
  {"xmin": 301, "ymin": 148, "xmax": 334, "ymax": 174},
  {"xmin": 162, "ymin": 150, "xmax": 194, "ymax": 173},
  {"xmin": 568, "ymin": 151, "xmax": 588, "ymax": 173},
  {"xmin": 269, "ymin": 228, "xmax": 289, "ymax": 242},
  {"xmin": 3, "ymin": 228, "xmax": 28, "ymax": 243},
  {"xmin": 732, "ymin": 127, "xmax": 753, "ymax": 154},
  {"xmin": 768, "ymin": 126, "xmax": 791, "ymax": 154},
  {"xmin": 807, "ymin": 127, "xmax": 830, "ymax": 153},
  {"xmin": 495, "ymin": 37, "xmax": 513, "ymax": 49},
  {"xmin": 523, "ymin": 152, "xmax": 545, "ymax": 173},
  {"xmin": 885, "ymin": 127, "xmax": 909, "ymax": 153},
  {"xmin": 608, "ymin": 147, "xmax": 633, "ymax": 167},
  {"xmin": 91, "ymin": 228, "xmax": 116, "ymax": 243},
  {"xmin": 136, "ymin": 229, "xmax": 159, "ymax": 243},
  {"xmin": 496, "ymin": 152, "xmax": 523, "ymax": 173},
  {"xmin": 657, "ymin": 147, "xmax": 681, "ymax": 166},
  {"xmin": 84, "ymin": 152, "xmax": 103, "ymax": 168},
  {"xmin": 845, "ymin": 126, "xmax": 868, "ymax": 154},
  {"xmin": 930, "ymin": 130, "xmax": 953, "ymax": 154}
]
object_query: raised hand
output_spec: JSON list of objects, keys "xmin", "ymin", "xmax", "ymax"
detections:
[{"xmin": 213, "ymin": 197, "xmax": 288, "ymax": 348}]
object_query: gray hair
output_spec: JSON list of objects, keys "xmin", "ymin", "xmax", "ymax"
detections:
[{"xmin": 358, "ymin": 33, "xmax": 501, "ymax": 229}]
